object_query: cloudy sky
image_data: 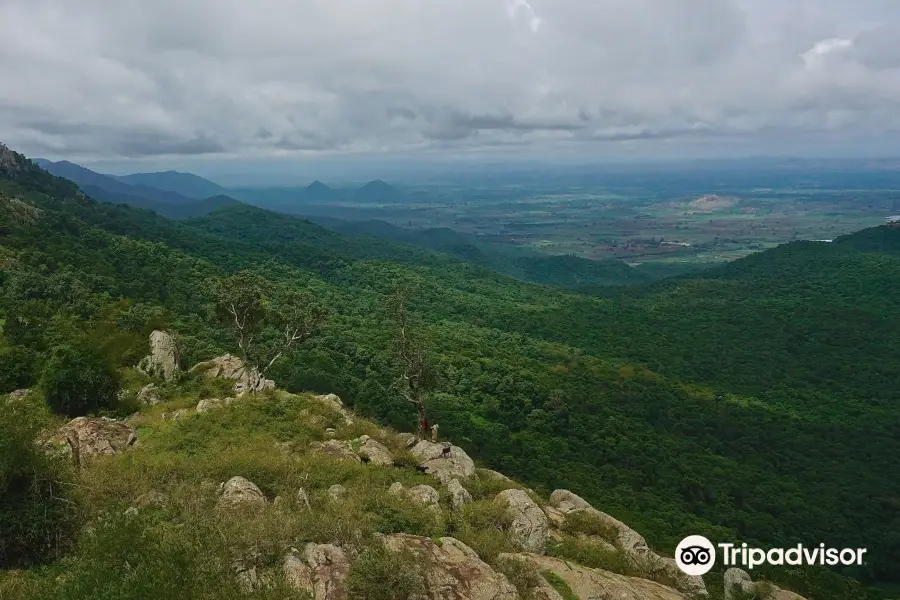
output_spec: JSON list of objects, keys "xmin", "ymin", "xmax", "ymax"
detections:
[{"xmin": 3, "ymin": 0, "xmax": 900, "ymax": 174}]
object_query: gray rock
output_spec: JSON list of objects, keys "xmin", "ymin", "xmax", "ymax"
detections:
[
  {"xmin": 496, "ymin": 489, "xmax": 549, "ymax": 554},
  {"xmin": 312, "ymin": 440, "xmax": 360, "ymax": 462},
  {"xmin": 410, "ymin": 440, "xmax": 476, "ymax": 484},
  {"xmin": 46, "ymin": 417, "xmax": 137, "ymax": 460},
  {"xmin": 296, "ymin": 488, "xmax": 312, "ymax": 511},
  {"xmin": 136, "ymin": 330, "xmax": 180, "ymax": 381},
  {"xmin": 302, "ymin": 543, "xmax": 350, "ymax": 600},
  {"xmin": 356, "ymin": 435, "xmax": 393, "ymax": 465},
  {"xmin": 218, "ymin": 476, "xmax": 267, "ymax": 508},
  {"xmin": 316, "ymin": 393, "xmax": 354, "ymax": 424},
  {"xmin": 327, "ymin": 484, "xmax": 347, "ymax": 502},
  {"xmin": 407, "ymin": 484, "xmax": 440, "ymax": 507},
  {"xmin": 6, "ymin": 388, "xmax": 29, "ymax": 403},
  {"xmin": 397, "ymin": 432, "xmax": 417, "ymax": 448},
  {"xmin": 191, "ymin": 354, "xmax": 274, "ymax": 394},
  {"xmin": 137, "ymin": 383, "xmax": 161, "ymax": 406},
  {"xmin": 447, "ymin": 479, "xmax": 473, "ymax": 510},
  {"xmin": 195, "ymin": 397, "xmax": 223, "ymax": 413}
]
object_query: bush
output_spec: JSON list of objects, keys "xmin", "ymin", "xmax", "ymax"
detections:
[
  {"xmin": 40, "ymin": 343, "xmax": 120, "ymax": 417},
  {"xmin": 0, "ymin": 398, "xmax": 76, "ymax": 567},
  {"xmin": 346, "ymin": 544, "xmax": 425, "ymax": 600},
  {"xmin": 0, "ymin": 344, "xmax": 37, "ymax": 393}
]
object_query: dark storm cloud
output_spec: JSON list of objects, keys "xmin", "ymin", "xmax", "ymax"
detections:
[{"xmin": 2, "ymin": 0, "xmax": 900, "ymax": 161}]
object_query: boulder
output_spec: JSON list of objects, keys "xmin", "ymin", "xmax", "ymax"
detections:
[
  {"xmin": 407, "ymin": 484, "xmax": 440, "ymax": 507},
  {"xmin": 327, "ymin": 484, "xmax": 347, "ymax": 502},
  {"xmin": 496, "ymin": 489, "xmax": 549, "ymax": 554},
  {"xmin": 383, "ymin": 534, "xmax": 519, "ymax": 600},
  {"xmin": 171, "ymin": 408, "xmax": 191, "ymax": 421},
  {"xmin": 136, "ymin": 330, "xmax": 180, "ymax": 381},
  {"xmin": 300, "ymin": 543, "xmax": 350, "ymax": 600},
  {"xmin": 218, "ymin": 476, "xmax": 267, "ymax": 508},
  {"xmin": 133, "ymin": 490, "xmax": 167, "ymax": 510},
  {"xmin": 316, "ymin": 393, "xmax": 354, "ymax": 424},
  {"xmin": 195, "ymin": 398, "xmax": 223, "ymax": 413},
  {"xmin": 724, "ymin": 568, "xmax": 806, "ymax": 600},
  {"xmin": 46, "ymin": 417, "xmax": 136, "ymax": 460},
  {"xmin": 191, "ymin": 354, "xmax": 274, "ymax": 394},
  {"xmin": 447, "ymin": 479, "xmax": 473, "ymax": 510},
  {"xmin": 356, "ymin": 435, "xmax": 393, "ymax": 465},
  {"xmin": 313, "ymin": 440, "xmax": 361, "ymax": 462},
  {"xmin": 502, "ymin": 553, "xmax": 687, "ymax": 600},
  {"xmin": 397, "ymin": 432, "xmax": 417, "ymax": 448},
  {"xmin": 410, "ymin": 440, "xmax": 476, "ymax": 484},
  {"xmin": 548, "ymin": 489, "xmax": 706, "ymax": 597},
  {"xmin": 283, "ymin": 549, "xmax": 313, "ymax": 593},
  {"xmin": 388, "ymin": 482, "xmax": 406, "ymax": 496},
  {"xmin": 137, "ymin": 383, "xmax": 161, "ymax": 406}
]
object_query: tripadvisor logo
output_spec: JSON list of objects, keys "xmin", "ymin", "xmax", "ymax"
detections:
[{"xmin": 674, "ymin": 536, "xmax": 868, "ymax": 576}]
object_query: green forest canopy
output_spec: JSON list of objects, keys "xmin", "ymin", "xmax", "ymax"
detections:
[{"xmin": 1, "ymin": 145, "xmax": 898, "ymax": 598}]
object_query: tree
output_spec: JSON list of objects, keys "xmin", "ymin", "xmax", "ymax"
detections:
[
  {"xmin": 40, "ymin": 342, "xmax": 119, "ymax": 417},
  {"xmin": 385, "ymin": 287, "xmax": 437, "ymax": 439},
  {"xmin": 212, "ymin": 271, "xmax": 326, "ymax": 388}
]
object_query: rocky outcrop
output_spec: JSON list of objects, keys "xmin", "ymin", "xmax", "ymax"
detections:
[
  {"xmin": 283, "ymin": 543, "xmax": 350, "ymax": 600},
  {"xmin": 447, "ymin": 479, "xmax": 473, "ymax": 510},
  {"xmin": 137, "ymin": 330, "xmax": 180, "ymax": 381},
  {"xmin": 382, "ymin": 534, "xmax": 519, "ymax": 600},
  {"xmin": 312, "ymin": 440, "xmax": 361, "ymax": 462},
  {"xmin": 218, "ymin": 476, "xmax": 267, "ymax": 508},
  {"xmin": 316, "ymin": 393, "xmax": 354, "ymax": 424},
  {"xmin": 410, "ymin": 440, "xmax": 476, "ymax": 484},
  {"xmin": 196, "ymin": 397, "xmax": 231, "ymax": 413},
  {"xmin": 724, "ymin": 568, "xmax": 806, "ymax": 600},
  {"xmin": 496, "ymin": 489, "xmax": 549, "ymax": 554},
  {"xmin": 355, "ymin": 435, "xmax": 393, "ymax": 465},
  {"xmin": 397, "ymin": 432, "xmax": 417, "ymax": 448},
  {"xmin": 137, "ymin": 383, "xmax": 161, "ymax": 406},
  {"xmin": 190, "ymin": 354, "xmax": 274, "ymax": 394},
  {"xmin": 46, "ymin": 417, "xmax": 137, "ymax": 460},
  {"xmin": 502, "ymin": 553, "xmax": 687, "ymax": 600},
  {"xmin": 387, "ymin": 482, "xmax": 440, "ymax": 509},
  {"xmin": 549, "ymin": 489, "xmax": 706, "ymax": 597}
]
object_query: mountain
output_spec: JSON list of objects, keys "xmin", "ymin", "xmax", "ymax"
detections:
[
  {"xmin": 305, "ymin": 180, "xmax": 334, "ymax": 200},
  {"xmin": 33, "ymin": 158, "xmax": 242, "ymax": 218},
  {"xmin": 355, "ymin": 179, "xmax": 398, "ymax": 202},
  {"xmin": 112, "ymin": 170, "xmax": 225, "ymax": 199},
  {"xmin": 0, "ymin": 143, "xmax": 896, "ymax": 597}
]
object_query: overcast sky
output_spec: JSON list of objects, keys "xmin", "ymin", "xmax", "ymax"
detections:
[{"xmin": 3, "ymin": 0, "xmax": 900, "ymax": 175}]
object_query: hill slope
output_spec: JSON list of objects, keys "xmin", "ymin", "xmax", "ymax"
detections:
[{"xmin": 0, "ymin": 143, "xmax": 895, "ymax": 597}]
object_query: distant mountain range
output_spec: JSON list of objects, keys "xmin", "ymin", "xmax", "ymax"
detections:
[{"xmin": 32, "ymin": 159, "xmax": 240, "ymax": 219}]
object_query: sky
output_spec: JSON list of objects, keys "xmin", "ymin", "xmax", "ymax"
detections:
[{"xmin": 3, "ymin": 0, "xmax": 900, "ymax": 179}]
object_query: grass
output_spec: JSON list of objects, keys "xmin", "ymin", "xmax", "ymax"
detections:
[{"xmin": 541, "ymin": 570, "xmax": 578, "ymax": 600}]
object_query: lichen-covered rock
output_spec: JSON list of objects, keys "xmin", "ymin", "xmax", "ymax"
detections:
[
  {"xmin": 502, "ymin": 553, "xmax": 687, "ymax": 600},
  {"xmin": 136, "ymin": 330, "xmax": 180, "ymax": 381},
  {"xmin": 327, "ymin": 484, "xmax": 347, "ymax": 502},
  {"xmin": 133, "ymin": 490, "xmax": 167, "ymax": 509},
  {"xmin": 218, "ymin": 476, "xmax": 267, "ymax": 508},
  {"xmin": 724, "ymin": 568, "xmax": 806, "ymax": 600},
  {"xmin": 548, "ymin": 489, "xmax": 706, "ymax": 597},
  {"xmin": 496, "ymin": 489, "xmax": 549, "ymax": 554},
  {"xmin": 388, "ymin": 482, "xmax": 406, "ymax": 496},
  {"xmin": 303, "ymin": 543, "xmax": 350, "ymax": 600},
  {"xmin": 407, "ymin": 484, "xmax": 440, "ymax": 507},
  {"xmin": 447, "ymin": 479, "xmax": 473, "ymax": 510},
  {"xmin": 296, "ymin": 488, "xmax": 312, "ymax": 511},
  {"xmin": 313, "ymin": 440, "xmax": 361, "ymax": 462},
  {"xmin": 410, "ymin": 440, "xmax": 476, "ymax": 484},
  {"xmin": 355, "ymin": 435, "xmax": 393, "ymax": 465},
  {"xmin": 196, "ymin": 397, "xmax": 223, "ymax": 413},
  {"xmin": 383, "ymin": 534, "xmax": 519, "ymax": 600},
  {"xmin": 191, "ymin": 354, "xmax": 274, "ymax": 394},
  {"xmin": 283, "ymin": 549, "xmax": 314, "ymax": 593},
  {"xmin": 137, "ymin": 383, "xmax": 161, "ymax": 406},
  {"xmin": 397, "ymin": 432, "xmax": 417, "ymax": 448},
  {"xmin": 46, "ymin": 417, "xmax": 136, "ymax": 459},
  {"xmin": 316, "ymin": 393, "xmax": 354, "ymax": 424},
  {"xmin": 6, "ymin": 388, "xmax": 30, "ymax": 403}
]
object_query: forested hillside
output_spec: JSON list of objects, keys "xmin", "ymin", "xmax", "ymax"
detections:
[{"xmin": 1, "ymin": 145, "xmax": 897, "ymax": 599}]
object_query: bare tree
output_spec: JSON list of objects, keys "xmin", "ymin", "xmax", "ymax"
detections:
[
  {"xmin": 213, "ymin": 271, "xmax": 326, "ymax": 390},
  {"xmin": 386, "ymin": 287, "xmax": 436, "ymax": 439}
]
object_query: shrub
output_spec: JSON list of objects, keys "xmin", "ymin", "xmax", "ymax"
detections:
[
  {"xmin": 494, "ymin": 555, "xmax": 542, "ymax": 597},
  {"xmin": 40, "ymin": 343, "xmax": 120, "ymax": 417},
  {"xmin": 0, "ymin": 397, "xmax": 76, "ymax": 568},
  {"xmin": 0, "ymin": 344, "xmax": 37, "ymax": 393},
  {"xmin": 346, "ymin": 544, "xmax": 426, "ymax": 600}
]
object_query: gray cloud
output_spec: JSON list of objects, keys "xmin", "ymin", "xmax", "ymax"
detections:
[{"xmin": 2, "ymin": 0, "xmax": 900, "ymax": 164}]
